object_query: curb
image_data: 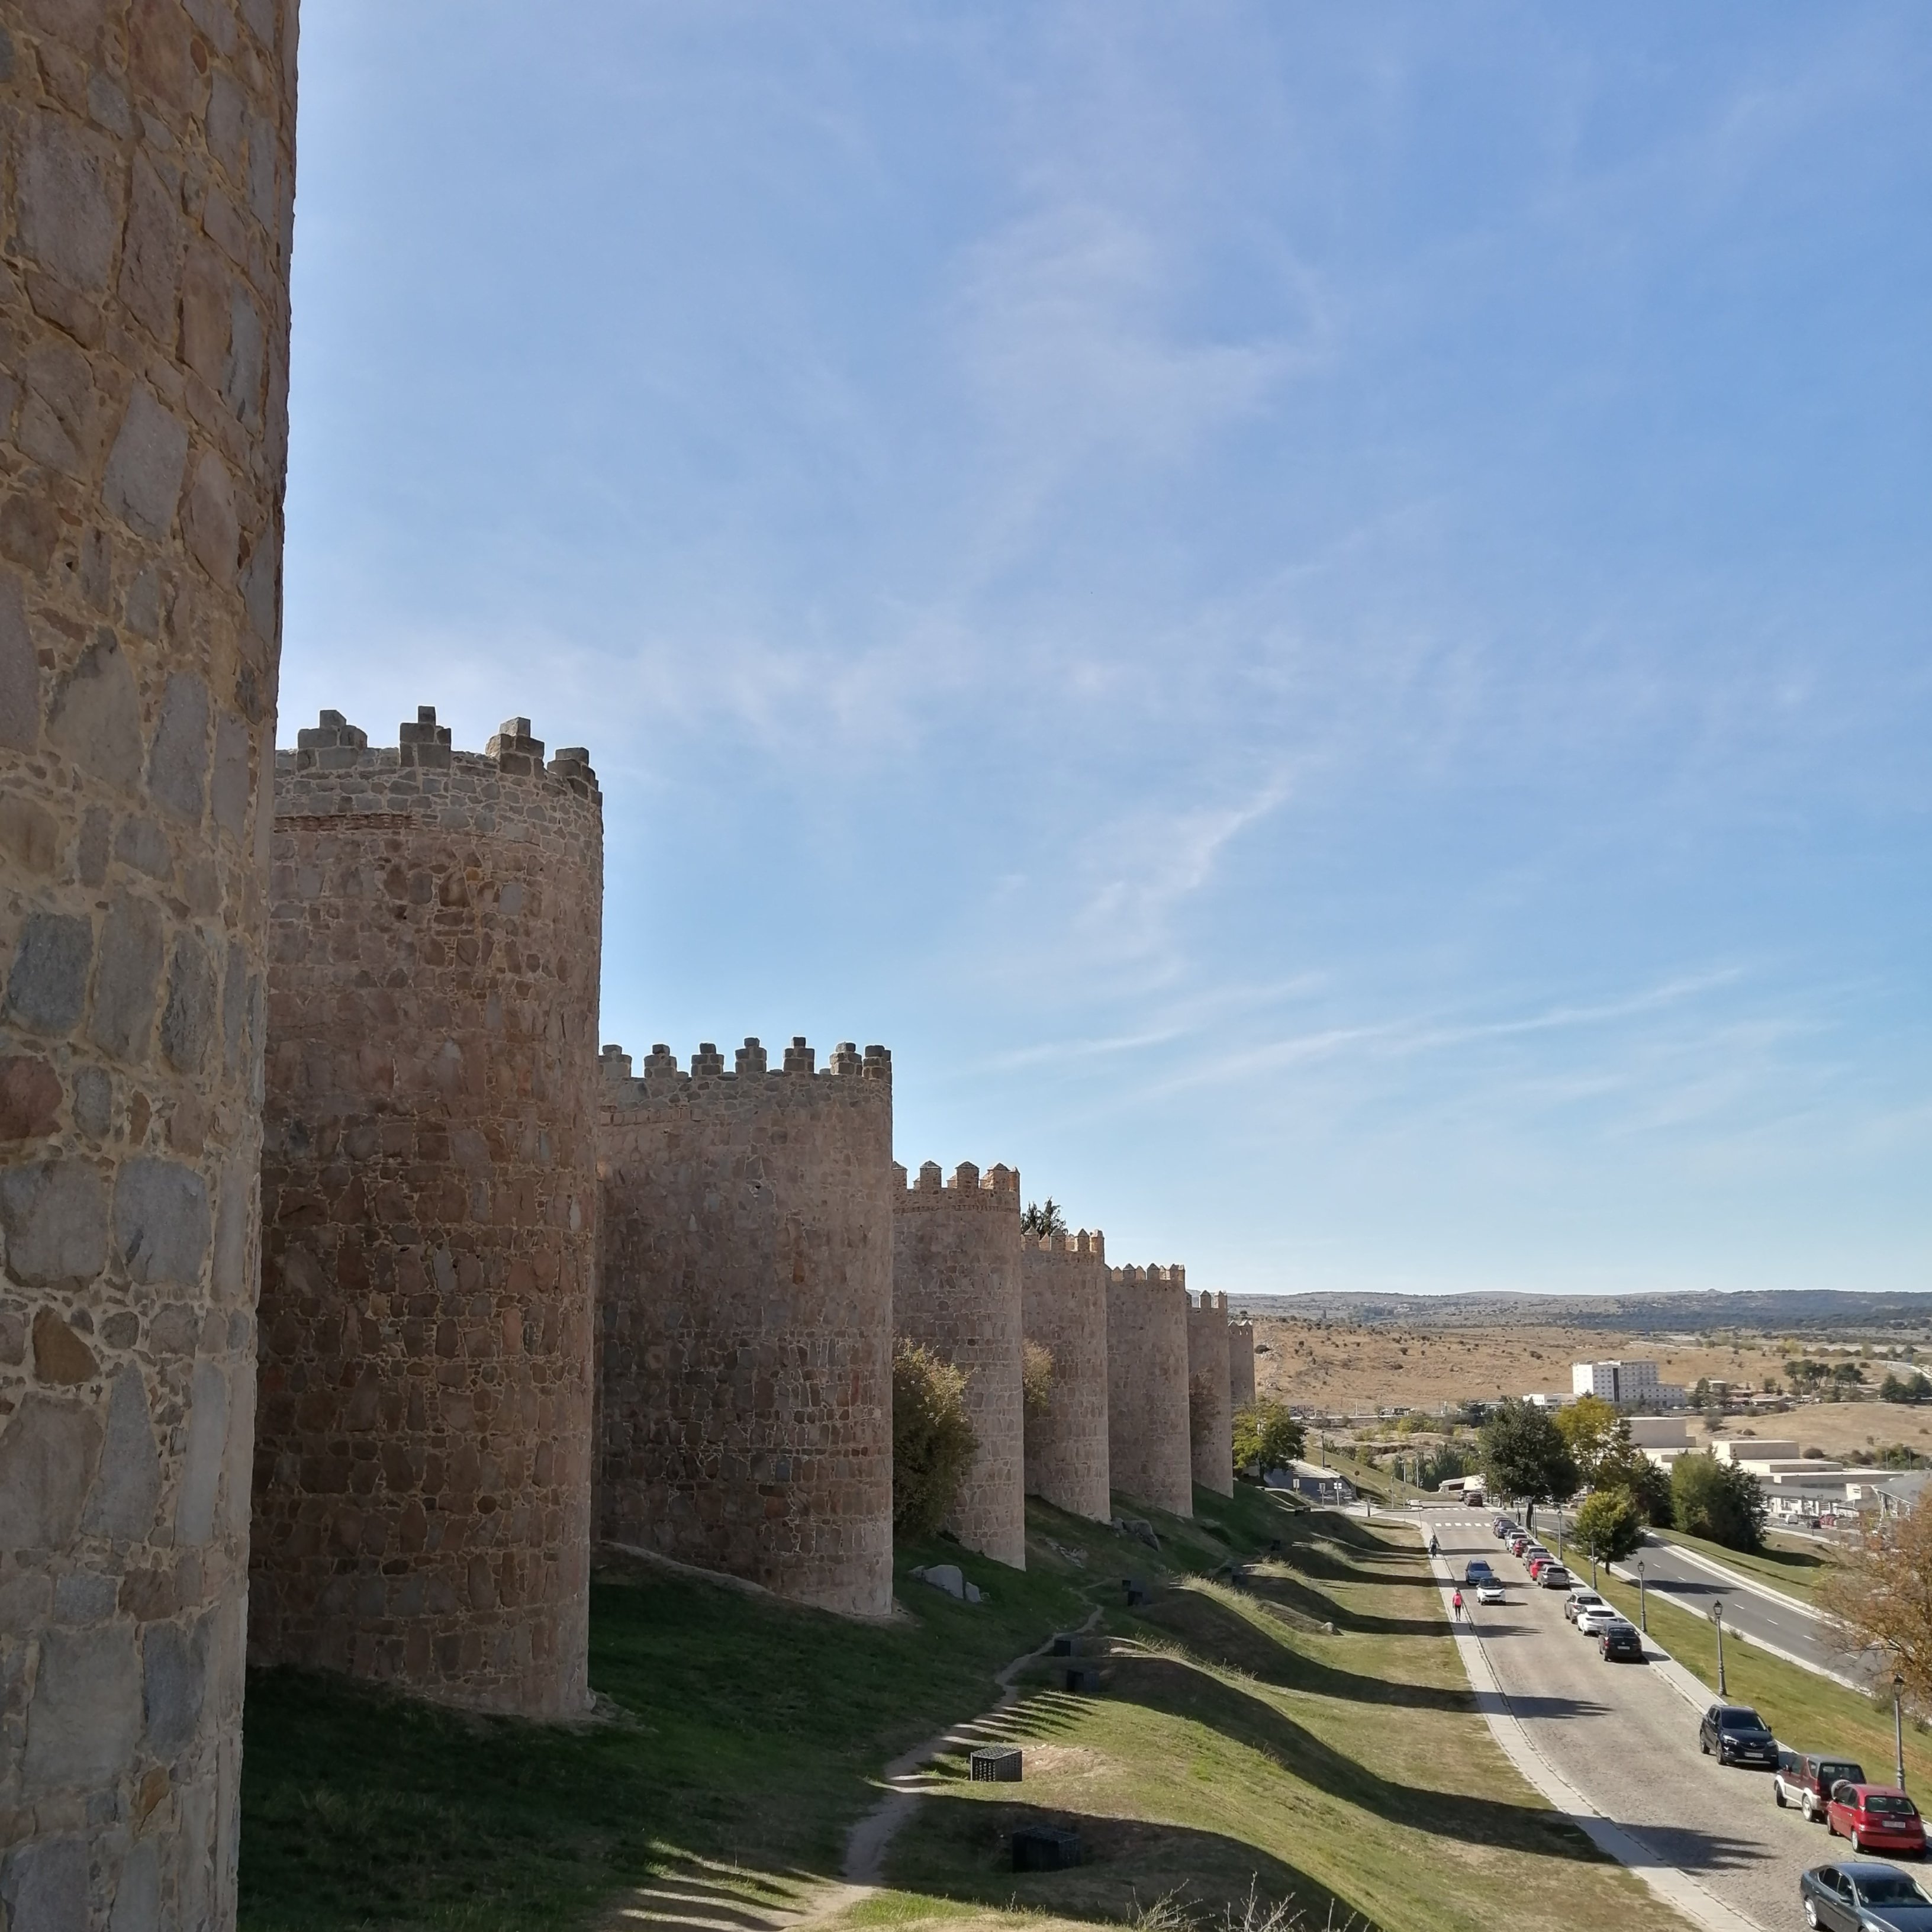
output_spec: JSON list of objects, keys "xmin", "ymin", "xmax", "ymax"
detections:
[{"xmin": 1645, "ymin": 1535, "xmax": 1823, "ymax": 1623}]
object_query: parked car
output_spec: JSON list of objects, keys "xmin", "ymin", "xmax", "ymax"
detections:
[
  {"xmin": 1778, "ymin": 1752, "xmax": 1871, "ymax": 1822},
  {"xmin": 1576, "ymin": 1605, "xmax": 1622, "ymax": 1638},
  {"xmin": 1476, "ymin": 1578, "xmax": 1505, "ymax": 1605},
  {"xmin": 1464, "ymin": 1559, "xmax": 1495, "ymax": 1586},
  {"xmin": 1537, "ymin": 1563, "xmax": 1573, "ymax": 1589},
  {"xmin": 1827, "ymin": 1786, "xmax": 1927, "ymax": 1859},
  {"xmin": 1492, "ymin": 1518, "xmax": 1515, "ymax": 1539},
  {"xmin": 1564, "ymin": 1590, "xmax": 1606, "ymax": 1624},
  {"xmin": 1508, "ymin": 1534, "xmax": 1532, "ymax": 1557},
  {"xmin": 1699, "ymin": 1704, "xmax": 1779, "ymax": 1769},
  {"xmin": 1599, "ymin": 1621, "xmax": 1644, "ymax": 1661},
  {"xmin": 1798, "ymin": 1860, "xmax": 1932, "ymax": 1930}
]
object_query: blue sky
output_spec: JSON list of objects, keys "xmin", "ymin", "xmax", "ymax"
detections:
[{"xmin": 278, "ymin": 4, "xmax": 1931, "ymax": 1299}]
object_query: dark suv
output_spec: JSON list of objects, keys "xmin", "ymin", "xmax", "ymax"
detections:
[
  {"xmin": 1699, "ymin": 1704, "xmax": 1778, "ymax": 1769},
  {"xmin": 1599, "ymin": 1622, "xmax": 1643, "ymax": 1661},
  {"xmin": 1774, "ymin": 1749, "xmax": 1868, "ymax": 1821}
]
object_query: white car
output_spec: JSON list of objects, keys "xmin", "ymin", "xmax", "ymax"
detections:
[
  {"xmin": 1576, "ymin": 1604, "xmax": 1622, "ymax": 1638},
  {"xmin": 1476, "ymin": 1579, "xmax": 1505, "ymax": 1605}
]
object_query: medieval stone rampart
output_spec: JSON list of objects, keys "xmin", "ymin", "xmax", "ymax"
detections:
[
  {"xmin": 597, "ymin": 1036, "xmax": 894, "ymax": 1615},
  {"xmin": 1105, "ymin": 1264, "xmax": 1193, "ymax": 1517},
  {"xmin": 0, "ymin": 4, "xmax": 298, "ymax": 1923},
  {"xmin": 1019, "ymin": 1229, "xmax": 1109, "ymax": 1521},
  {"xmin": 891, "ymin": 1160, "xmax": 1024, "ymax": 1569},
  {"xmin": 249, "ymin": 710, "xmax": 602, "ymax": 1718},
  {"xmin": 1187, "ymin": 1290, "xmax": 1234, "ymax": 1498},
  {"xmin": 1229, "ymin": 1316, "xmax": 1256, "ymax": 1411}
]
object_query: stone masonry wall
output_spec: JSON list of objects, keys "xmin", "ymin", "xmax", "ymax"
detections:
[
  {"xmin": 0, "ymin": 4, "xmax": 298, "ymax": 1926},
  {"xmin": 1106, "ymin": 1264, "xmax": 1192, "ymax": 1518},
  {"xmin": 891, "ymin": 1160, "xmax": 1024, "ymax": 1570},
  {"xmin": 1229, "ymin": 1318, "xmax": 1255, "ymax": 1412},
  {"xmin": 1187, "ymin": 1290, "xmax": 1233, "ymax": 1499},
  {"xmin": 1019, "ymin": 1229, "xmax": 1109, "ymax": 1522},
  {"xmin": 597, "ymin": 1038, "xmax": 894, "ymax": 1617},
  {"xmin": 249, "ymin": 711, "xmax": 602, "ymax": 1718}
]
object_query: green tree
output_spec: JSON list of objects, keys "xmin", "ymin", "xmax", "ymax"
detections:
[
  {"xmin": 1233, "ymin": 1400, "xmax": 1305, "ymax": 1476},
  {"xmin": 1670, "ymin": 1452, "xmax": 1766, "ymax": 1552},
  {"xmin": 1020, "ymin": 1199, "xmax": 1066, "ymax": 1239},
  {"xmin": 1593, "ymin": 1436, "xmax": 1673, "ymax": 1526},
  {"xmin": 891, "ymin": 1342, "xmax": 977, "ymax": 1535},
  {"xmin": 1881, "ymin": 1371, "xmax": 1932, "ymax": 1405},
  {"xmin": 1574, "ymin": 1487, "xmax": 1643, "ymax": 1567},
  {"xmin": 1416, "ymin": 1441, "xmax": 1475, "ymax": 1491},
  {"xmin": 1478, "ymin": 1399, "xmax": 1579, "ymax": 1528},
  {"xmin": 1554, "ymin": 1395, "xmax": 1624, "ymax": 1485}
]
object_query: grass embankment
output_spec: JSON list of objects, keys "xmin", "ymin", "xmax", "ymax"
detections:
[
  {"xmin": 1591, "ymin": 1569, "xmax": 1932, "ymax": 1785},
  {"xmin": 241, "ymin": 1487, "xmax": 1686, "ymax": 1932},
  {"xmin": 1650, "ymin": 1527, "xmax": 1837, "ymax": 1602}
]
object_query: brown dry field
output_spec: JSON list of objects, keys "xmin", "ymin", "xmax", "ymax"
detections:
[{"xmin": 1251, "ymin": 1319, "xmax": 1932, "ymax": 1454}]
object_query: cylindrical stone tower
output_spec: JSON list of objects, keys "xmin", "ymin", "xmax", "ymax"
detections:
[
  {"xmin": 892, "ymin": 1159, "xmax": 1025, "ymax": 1570},
  {"xmin": 597, "ymin": 1036, "xmax": 894, "ymax": 1616},
  {"xmin": 1187, "ymin": 1290, "xmax": 1234, "ymax": 1499},
  {"xmin": 1019, "ymin": 1228, "xmax": 1109, "ymax": 1522},
  {"xmin": 249, "ymin": 710, "xmax": 603, "ymax": 1718},
  {"xmin": 0, "ymin": 5, "xmax": 298, "ymax": 1925},
  {"xmin": 1106, "ymin": 1264, "xmax": 1193, "ymax": 1518},
  {"xmin": 1229, "ymin": 1316, "xmax": 1256, "ymax": 1411}
]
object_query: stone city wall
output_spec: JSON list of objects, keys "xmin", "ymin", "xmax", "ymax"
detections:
[
  {"xmin": 597, "ymin": 1037, "xmax": 894, "ymax": 1617},
  {"xmin": 1229, "ymin": 1317, "xmax": 1255, "ymax": 1412},
  {"xmin": 1019, "ymin": 1228, "xmax": 1109, "ymax": 1522},
  {"xmin": 1105, "ymin": 1264, "xmax": 1192, "ymax": 1518},
  {"xmin": 249, "ymin": 711, "xmax": 602, "ymax": 1718},
  {"xmin": 0, "ymin": 2, "xmax": 299, "ymax": 1925},
  {"xmin": 1186, "ymin": 1290, "xmax": 1233, "ymax": 1499},
  {"xmin": 891, "ymin": 1160, "xmax": 1024, "ymax": 1569}
]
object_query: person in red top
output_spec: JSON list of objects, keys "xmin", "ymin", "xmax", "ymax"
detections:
[{"xmin": 1451, "ymin": 1589, "xmax": 1465, "ymax": 1621}]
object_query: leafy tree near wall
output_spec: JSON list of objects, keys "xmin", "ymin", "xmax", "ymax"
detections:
[
  {"xmin": 1020, "ymin": 1199, "xmax": 1066, "ymax": 1238},
  {"xmin": 1594, "ymin": 1438, "xmax": 1675, "ymax": 1527},
  {"xmin": 1670, "ymin": 1451, "xmax": 1766, "ymax": 1552},
  {"xmin": 1478, "ymin": 1399, "xmax": 1579, "ymax": 1529},
  {"xmin": 891, "ymin": 1343, "xmax": 977, "ymax": 1535},
  {"xmin": 1233, "ymin": 1401, "xmax": 1305, "ymax": 1476},
  {"xmin": 1554, "ymin": 1395, "xmax": 1624, "ymax": 1485}
]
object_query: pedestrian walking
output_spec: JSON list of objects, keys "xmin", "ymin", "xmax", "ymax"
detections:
[{"xmin": 1451, "ymin": 1589, "xmax": 1464, "ymax": 1621}]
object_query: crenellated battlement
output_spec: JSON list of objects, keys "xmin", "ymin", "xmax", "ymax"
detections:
[
  {"xmin": 600, "ymin": 1035, "xmax": 891, "ymax": 1106},
  {"xmin": 1027, "ymin": 1228, "xmax": 1105, "ymax": 1261},
  {"xmin": 894, "ymin": 1158, "xmax": 1021, "ymax": 1210},
  {"xmin": 1194, "ymin": 1289, "xmax": 1228, "ymax": 1313},
  {"xmin": 1110, "ymin": 1263, "xmax": 1187, "ymax": 1291},
  {"xmin": 276, "ymin": 706, "xmax": 603, "ymax": 807}
]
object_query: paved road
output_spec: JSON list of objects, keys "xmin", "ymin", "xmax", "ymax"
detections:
[
  {"xmin": 1613, "ymin": 1533, "xmax": 1873, "ymax": 1688},
  {"xmin": 1430, "ymin": 1508, "xmax": 1881, "ymax": 1932}
]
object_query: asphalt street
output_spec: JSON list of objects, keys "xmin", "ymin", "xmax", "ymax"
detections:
[{"xmin": 1429, "ymin": 1508, "xmax": 1891, "ymax": 1932}]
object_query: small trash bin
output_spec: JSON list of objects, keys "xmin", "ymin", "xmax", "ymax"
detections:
[
  {"xmin": 970, "ymin": 1746, "xmax": 1022, "ymax": 1782},
  {"xmin": 1012, "ymin": 1825, "xmax": 1083, "ymax": 1872}
]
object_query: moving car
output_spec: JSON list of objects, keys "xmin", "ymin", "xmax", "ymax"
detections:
[
  {"xmin": 1537, "ymin": 1563, "xmax": 1573, "ymax": 1589},
  {"xmin": 1798, "ymin": 1861, "xmax": 1932, "ymax": 1930},
  {"xmin": 1779, "ymin": 1752, "xmax": 1871, "ymax": 1822},
  {"xmin": 1564, "ymin": 1590, "xmax": 1607, "ymax": 1624},
  {"xmin": 1699, "ymin": 1704, "xmax": 1779, "ymax": 1769},
  {"xmin": 1599, "ymin": 1621, "xmax": 1643, "ymax": 1661},
  {"xmin": 1464, "ymin": 1559, "xmax": 1495, "ymax": 1586},
  {"xmin": 1827, "ymin": 1786, "xmax": 1927, "ymax": 1859},
  {"xmin": 1475, "ymin": 1578, "xmax": 1505, "ymax": 1605}
]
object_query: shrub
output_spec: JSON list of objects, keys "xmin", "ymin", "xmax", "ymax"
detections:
[
  {"xmin": 1670, "ymin": 1451, "xmax": 1766, "ymax": 1551},
  {"xmin": 892, "ymin": 1342, "xmax": 977, "ymax": 1536},
  {"xmin": 1021, "ymin": 1339, "xmax": 1054, "ymax": 1419}
]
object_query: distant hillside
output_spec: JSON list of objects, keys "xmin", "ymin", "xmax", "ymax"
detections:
[{"xmin": 1231, "ymin": 1289, "xmax": 1932, "ymax": 1335}]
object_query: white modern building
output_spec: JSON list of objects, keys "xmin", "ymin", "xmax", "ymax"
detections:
[{"xmin": 1572, "ymin": 1358, "xmax": 1673, "ymax": 1405}]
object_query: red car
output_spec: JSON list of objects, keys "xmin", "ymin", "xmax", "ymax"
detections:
[
  {"xmin": 1825, "ymin": 1782, "xmax": 1927, "ymax": 1857},
  {"xmin": 1509, "ymin": 1535, "xmax": 1531, "ymax": 1557}
]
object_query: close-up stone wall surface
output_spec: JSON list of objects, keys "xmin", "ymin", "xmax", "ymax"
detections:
[
  {"xmin": 597, "ymin": 1037, "xmax": 895, "ymax": 1617},
  {"xmin": 1186, "ymin": 1290, "xmax": 1233, "ymax": 1499},
  {"xmin": 0, "ymin": 3, "xmax": 299, "ymax": 1927},
  {"xmin": 1017, "ymin": 1228, "xmax": 1108, "ymax": 1522},
  {"xmin": 249, "ymin": 712, "xmax": 603, "ymax": 1720},
  {"xmin": 1105, "ymin": 1264, "xmax": 1193, "ymax": 1518},
  {"xmin": 1228, "ymin": 1316, "xmax": 1255, "ymax": 1411},
  {"xmin": 891, "ymin": 1158, "xmax": 1025, "ymax": 1569}
]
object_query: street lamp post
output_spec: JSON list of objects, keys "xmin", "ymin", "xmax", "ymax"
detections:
[
  {"xmin": 1709, "ymin": 1601, "xmax": 1727, "ymax": 1698},
  {"xmin": 1895, "ymin": 1674, "xmax": 1907, "ymax": 1793},
  {"xmin": 1636, "ymin": 1560, "xmax": 1647, "ymax": 1633}
]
